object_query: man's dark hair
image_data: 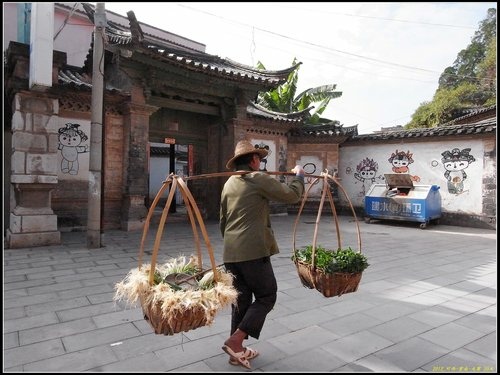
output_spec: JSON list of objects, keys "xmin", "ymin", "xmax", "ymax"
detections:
[{"xmin": 234, "ymin": 153, "xmax": 257, "ymax": 168}]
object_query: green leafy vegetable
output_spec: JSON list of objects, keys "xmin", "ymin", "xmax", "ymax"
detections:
[{"xmin": 292, "ymin": 245, "xmax": 369, "ymax": 274}]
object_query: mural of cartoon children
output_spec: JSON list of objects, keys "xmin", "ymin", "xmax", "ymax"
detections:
[
  {"xmin": 354, "ymin": 157, "xmax": 383, "ymax": 196},
  {"xmin": 254, "ymin": 143, "xmax": 270, "ymax": 171},
  {"xmin": 58, "ymin": 123, "xmax": 89, "ymax": 175},
  {"xmin": 388, "ymin": 149, "xmax": 420, "ymax": 182},
  {"xmin": 441, "ymin": 147, "xmax": 476, "ymax": 194}
]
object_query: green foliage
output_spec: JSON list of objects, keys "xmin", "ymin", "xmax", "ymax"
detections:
[
  {"xmin": 408, "ymin": 8, "xmax": 496, "ymax": 129},
  {"xmin": 438, "ymin": 8, "xmax": 496, "ymax": 91},
  {"xmin": 152, "ymin": 259, "xmax": 199, "ymax": 289},
  {"xmin": 292, "ymin": 245, "xmax": 369, "ymax": 274},
  {"xmin": 477, "ymin": 36, "xmax": 497, "ymax": 105},
  {"xmin": 407, "ymin": 82, "xmax": 485, "ymax": 128},
  {"xmin": 406, "ymin": 101, "xmax": 435, "ymax": 128},
  {"xmin": 256, "ymin": 58, "xmax": 342, "ymax": 125}
]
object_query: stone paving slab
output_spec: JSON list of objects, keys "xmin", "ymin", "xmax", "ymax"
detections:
[{"xmin": 3, "ymin": 214, "xmax": 497, "ymax": 372}]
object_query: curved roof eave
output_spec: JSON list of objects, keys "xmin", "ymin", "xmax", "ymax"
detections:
[
  {"xmin": 80, "ymin": 3, "xmax": 295, "ymax": 87},
  {"xmin": 352, "ymin": 119, "xmax": 496, "ymax": 142}
]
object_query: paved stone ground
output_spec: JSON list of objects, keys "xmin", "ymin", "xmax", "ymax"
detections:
[{"xmin": 3, "ymin": 214, "xmax": 497, "ymax": 372}]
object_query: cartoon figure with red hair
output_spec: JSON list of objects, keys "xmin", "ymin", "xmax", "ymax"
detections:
[
  {"xmin": 388, "ymin": 149, "xmax": 420, "ymax": 182},
  {"xmin": 441, "ymin": 148, "xmax": 476, "ymax": 194},
  {"xmin": 354, "ymin": 157, "xmax": 383, "ymax": 196}
]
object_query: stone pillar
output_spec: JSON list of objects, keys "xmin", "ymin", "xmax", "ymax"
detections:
[
  {"xmin": 121, "ymin": 102, "xmax": 158, "ymax": 231},
  {"xmin": 6, "ymin": 92, "xmax": 61, "ymax": 248}
]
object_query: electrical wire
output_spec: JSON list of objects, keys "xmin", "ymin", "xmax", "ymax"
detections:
[
  {"xmin": 54, "ymin": 2, "xmax": 79, "ymax": 41},
  {"xmin": 177, "ymin": 4, "xmax": 495, "ymax": 83}
]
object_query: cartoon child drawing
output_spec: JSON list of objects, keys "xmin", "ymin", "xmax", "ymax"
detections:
[
  {"xmin": 388, "ymin": 149, "xmax": 420, "ymax": 182},
  {"xmin": 254, "ymin": 143, "xmax": 270, "ymax": 171},
  {"xmin": 354, "ymin": 158, "xmax": 382, "ymax": 196},
  {"xmin": 441, "ymin": 148, "xmax": 476, "ymax": 194},
  {"xmin": 58, "ymin": 123, "xmax": 89, "ymax": 175}
]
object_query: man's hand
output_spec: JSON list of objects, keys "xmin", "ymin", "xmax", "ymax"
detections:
[{"xmin": 291, "ymin": 165, "xmax": 305, "ymax": 177}]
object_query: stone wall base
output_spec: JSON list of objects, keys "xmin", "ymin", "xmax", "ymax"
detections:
[
  {"xmin": 6, "ymin": 229, "xmax": 61, "ymax": 248},
  {"xmin": 121, "ymin": 219, "xmax": 145, "ymax": 232},
  {"xmin": 288, "ymin": 203, "xmax": 496, "ymax": 231}
]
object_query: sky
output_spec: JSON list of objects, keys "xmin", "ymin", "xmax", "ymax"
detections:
[{"xmin": 103, "ymin": 2, "xmax": 496, "ymax": 134}]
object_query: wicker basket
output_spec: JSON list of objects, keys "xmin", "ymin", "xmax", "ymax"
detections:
[
  {"xmin": 295, "ymin": 261, "xmax": 362, "ymax": 297},
  {"xmin": 140, "ymin": 294, "xmax": 208, "ymax": 335},
  {"xmin": 292, "ymin": 171, "xmax": 365, "ymax": 298},
  {"xmin": 130, "ymin": 174, "xmax": 236, "ymax": 335}
]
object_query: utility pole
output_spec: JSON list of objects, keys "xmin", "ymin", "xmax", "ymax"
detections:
[{"xmin": 87, "ymin": 3, "xmax": 106, "ymax": 248}]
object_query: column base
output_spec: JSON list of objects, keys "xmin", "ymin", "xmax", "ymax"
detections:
[{"xmin": 6, "ymin": 229, "xmax": 61, "ymax": 249}]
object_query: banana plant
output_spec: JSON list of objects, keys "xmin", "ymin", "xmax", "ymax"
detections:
[{"xmin": 256, "ymin": 58, "xmax": 342, "ymax": 125}]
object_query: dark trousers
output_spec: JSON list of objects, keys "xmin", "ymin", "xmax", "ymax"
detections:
[{"xmin": 224, "ymin": 256, "xmax": 277, "ymax": 339}]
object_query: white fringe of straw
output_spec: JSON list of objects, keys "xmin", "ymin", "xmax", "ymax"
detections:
[{"xmin": 114, "ymin": 258, "xmax": 238, "ymax": 324}]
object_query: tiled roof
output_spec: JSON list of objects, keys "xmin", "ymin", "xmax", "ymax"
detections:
[
  {"xmin": 289, "ymin": 123, "xmax": 359, "ymax": 138},
  {"xmin": 246, "ymin": 102, "xmax": 312, "ymax": 124},
  {"xmin": 443, "ymin": 105, "xmax": 496, "ymax": 125},
  {"xmin": 353, "ymin": 119, "xmax": 496, "ymax": 141},
  {"xmin": 71, "ymin": 3, "xmax": 203, "ymax": 52},
  {"xmin": 58, "ymin": 69, "xmax": 92, "ymax": 89},
  {"xmin": 57, "ymin": 66, "xmax": 123, "ymax": 93},
  {"xmin": 140, "ymin": 45, "xmax": 298, "ymax": 85},
  {"xmin": 80, "ymin": 3, "xmax": 296, "ymax": 86}
]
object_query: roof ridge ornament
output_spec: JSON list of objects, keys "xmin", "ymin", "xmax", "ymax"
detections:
[{"xmin": 127, "ymin": 10, "xmax": 144, "ymax": 44}]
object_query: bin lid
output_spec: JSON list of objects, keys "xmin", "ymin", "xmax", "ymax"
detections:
[{"xmin": 384, "ymin": 173, "xmax": 414, "ymax": 189}]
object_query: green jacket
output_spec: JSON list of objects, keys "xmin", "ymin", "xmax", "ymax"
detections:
[{"xmin": 220, "ymin": 170, "xmax": 304, "ymax": 263}]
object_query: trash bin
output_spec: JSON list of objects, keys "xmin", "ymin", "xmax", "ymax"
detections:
[{"xmin": 364, "ymin": 174, "xmax": 441, "ymax": 229}]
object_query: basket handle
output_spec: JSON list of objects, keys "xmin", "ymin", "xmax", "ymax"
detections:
[
  {"xmin": 138, "ymin": 174, "xmax": 173, "ymax": 269},
  {"xmin": 293, "ymin": 175, "xmax": 329, "ymax": 269},
  {"xmin": 325, "ymin": 173, "xmax": 362, "ymax": 253},
  {"xmin": 176, "ymin": 176, "xmax": 219, "ymax": 279},
  {"xmin": 292, "ymin": 175, "xmax": 321, "ymax": 254},
  {"xmin": 138, "ymin": 173, "xmax": 175, "ymax": 270},
  {"xmin": 310, "ymin": 174, "xmax": 330, "ymax": 267},
  {"xmin": 148, "ymin": 176, "xmax": 179, "ymax": 285},
  {"xmin": 292, "ymin": 171, "xmax": 363, "ymax": 268},
  {"xmin": 138, "ymin": 174, "xmax": 219, "ymax": 286}
]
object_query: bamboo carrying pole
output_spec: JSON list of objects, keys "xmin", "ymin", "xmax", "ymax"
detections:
[
  {"xmin": 139, "ymin": 171, "xmax": 312, "ymax": 281},
  {"xmin": 138, "ymin": 170, "xmax": 361, "ymax": 286}
]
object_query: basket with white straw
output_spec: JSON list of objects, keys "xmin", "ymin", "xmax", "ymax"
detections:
[{"xmin": 114, "ymin": 174, "xmax": 237, "ymax": 335}]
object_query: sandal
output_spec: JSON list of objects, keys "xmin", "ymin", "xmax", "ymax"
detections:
[
  {"xmin": 222, "ymin": 345, "xmax": 255, "ymax": 369},
  {"xmin": 228, "ymin": 347, "xmax": 259, "ymax": 365}
]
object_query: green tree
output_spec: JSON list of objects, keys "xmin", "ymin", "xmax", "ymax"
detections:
[
  {"xmin": 408, "ymin": 8, "xmax": 496, "ymax": 128},
  {"xmin": 477, "ymin": 36, "xmax": 497, "ymax": 106},
  {"xmin": 438, "ymin": 8, "xmax": 496, "ymax": 90},
  {"xmin": 407, "ymin": 83, "xmax": 482, "ymax": 128},
  {"xmin": 406, "ymin": 101, "xmax": 435, "ymax": 129},
  {"xmin": 256, "ymin": 58, "xmax": 342, "ymax": 125}
]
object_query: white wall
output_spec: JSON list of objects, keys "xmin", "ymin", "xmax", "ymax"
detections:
[
  {"xmin": 53, "ymin": 6, "xmax": 93, "ymax": 66},
  {"xmin": 249, "ymin": 138, "xmax": 276, "ymax": 172},
  {"xmin": 149, "ymin": 143, "xmax": 188, "ymax": 205},
  {"xmin": 3, "ymin": 3, "xmax": 93, "ymax": 67},
  {"xmin": 338, "ymin": 140, "xmax": 485, "ymax": 214},
  {"xmin": 3, "ymin": 3, "xmax": 204, "ymax": 68},
  {"xmin": 150, "ymin": 156, "xmax": 171, "ymax": 199}
]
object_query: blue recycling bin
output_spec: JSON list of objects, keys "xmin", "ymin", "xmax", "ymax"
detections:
[{"xmin": 364, "ymin": 174, "xmax": 441, "ymax": 229}]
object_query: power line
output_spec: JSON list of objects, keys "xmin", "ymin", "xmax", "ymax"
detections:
[
  {"xmin": 278, "ymin": 4, "xmax": 479, "ymax": 29},
  {"xmin": 177, "ymin": 4, "xmax": 493, "ymax": 83},
  {"xmin": 54, "ymin": 2, "xmax": 79, "ymax": 40}
]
